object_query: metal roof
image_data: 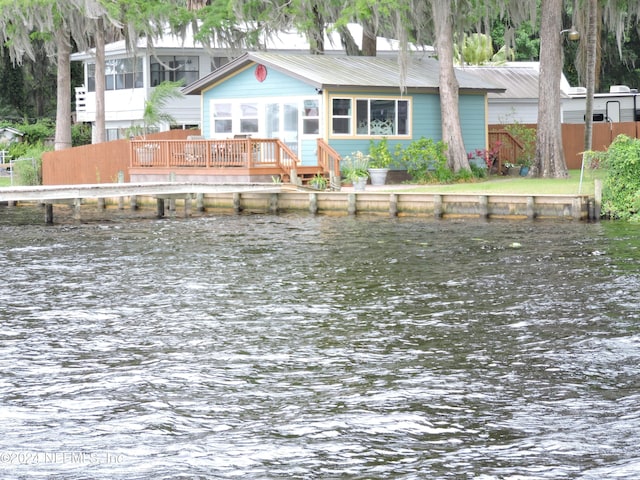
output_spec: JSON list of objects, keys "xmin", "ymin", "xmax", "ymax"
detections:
[
  {"xmin": 71, "ymin": 23, "xmax": 430, "ymax": 62},
  {"xmin": 183, "ymin": 52, "xmax": 505, "ymax": 95},
  {"xmin": 461, "ymin": 63, "xmax": 570, "ymax": 99}
]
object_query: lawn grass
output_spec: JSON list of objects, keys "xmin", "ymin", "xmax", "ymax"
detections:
[
  {"xmin": 0, "ymin": 168, "xmax": 605, "ymax": 195},
  {"xmin": 396, "ymin": 169, "xmax": 604, "ymax": 196}
]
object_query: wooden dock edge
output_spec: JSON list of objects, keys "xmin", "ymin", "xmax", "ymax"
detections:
[{"xmin": 0, "ymin": 184, "xmax": 595, "ymax": 223}]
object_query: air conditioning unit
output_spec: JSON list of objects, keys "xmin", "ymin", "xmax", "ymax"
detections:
[{"xmin": 610, "ymin": 85, "xmax": 631, "ymax": 94}]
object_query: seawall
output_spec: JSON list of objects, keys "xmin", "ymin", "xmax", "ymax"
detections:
[{"xmin": 0, "ymin": 183, "xmax": 596, "ymax": 223}]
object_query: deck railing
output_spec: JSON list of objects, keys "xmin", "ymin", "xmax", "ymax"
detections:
[
  {"xmin": 488, "ymin": 129, "xmax": 524, "ymax": 172},
  {"xmin": 317, "ymin": 139, "xmax": 342, "ymax": 188},
  {"xmin": 130, "ymin": 138, "xmax": 300, "ymax": 176}
]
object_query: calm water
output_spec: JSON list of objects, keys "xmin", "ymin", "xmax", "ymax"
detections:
[{"xmin": 0, "ymin": 206, "xmax": 639, "ymax": 479}]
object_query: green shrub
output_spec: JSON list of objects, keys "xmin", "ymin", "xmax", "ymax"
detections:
[
  {"xmin": 468, "ymin": 163, "xmax": 487, "ymax": 179},
  {"xmin": 7, "ymin": 140, "xmax": 29, "ymax": 160},
  {"xmin": 72, "ymin": 123, "xmax": 92, "ymax": 146},
  {"xmin": 396, "ymin": 137, "xmax": 449, "ymax": 183},
  {"xmin": 601, "ymin": 134, "xmax": 640, "ymax": 221},
  {"xmin": 504, "ymin": 122, "xmax": 536, "ymax": 167},
  {"xmin": 396, "ymin": 137, "xmax": 489, "ymax": 184},
  {"xmin": 11, "ymin": 143, "xmax": 48, "ymax": 186},
  {"xmin": 368, "ymin": 138, "xmax": 395, "ymax": 168},
  {"xmin": 13, "ymin": 119, "xmax": 55, "ymax": 145}
]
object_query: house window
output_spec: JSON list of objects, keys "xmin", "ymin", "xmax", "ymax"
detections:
[
  {"xmin": 210, "ymin": 98, "xmax": 319, "ymax": 139},
  {"xmin": 355, "ymin": 98, "xmax": 409, "ymax": 136},
  {"xmin": 331, "ymin": 98, "xmax": 352, "ymax": 135},
  {"xmin": 87, "ymin": 58, "xmax": 143, "ymax": 92},
  {"xmin": 150, "ymin": 56, "xmax": 200, "ymax": 87},
  {"xmin": 356, "ymin": 100, "xmax": 369, "ymax": 134},
  {"xmin": 213, "ymin": 103, "xmax": 233, "ymax": 133},
  {"xmin": 302, "ymin": 99, "xmax": 319, "ymax": 134},
  {"xmin": 239, "ymin": 103, "xmax": 259, "ymax": 133}
]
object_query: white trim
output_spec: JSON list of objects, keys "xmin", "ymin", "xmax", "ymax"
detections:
[
  {"xmin": 329, "ymin": 94, "xmax": 412, "ymax": 138},
  {"xmin": 209, "ymin": 96, "xmax": 324, "ymax": 146}
]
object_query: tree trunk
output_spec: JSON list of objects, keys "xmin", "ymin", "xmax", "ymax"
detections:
[
  {"xmin": 54, "ymin": 31, "xmax": 72, "ymax": 151},
  {"xmin": 583, "ymin": 0, "xmax": 597, "ymax": 152},
  {"xmin": 339, "ymin": 25, "xmax": 360, "ymax": 56},
  {"xmin": 431, "ymin": 0, "xmax": 469, "ymax": 172},
  {"xmin": 361, "ymin": 20, "xmax": 377, "ymax": 56},
  {"xmin": 535, "ymin": 0, "xmax": 568, "ymax": 178},
  {"xmin": 94, "ymin": 18, "xmax": 106, "ymax": 144},
  {"xmin": 308, "ymin": 5, "xmax": 324, "ymax": 55}
]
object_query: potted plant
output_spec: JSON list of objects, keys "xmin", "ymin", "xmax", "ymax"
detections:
[
  {"xmin": 341, "ymin": 151, "xmax": 370, "ymax": 191},
  {"xmin": 504, "ymin": 122, "xmax": 536, "ymax": 177},
  {"xmin": 518, "ymin": 158, "xmax": 532, "ymax": 176},
  {"xmin": 503, "ymin": 162, "xmax": 520, "ymax": 176},
  {"xmin": 309, "ymin": 172, "xmax": 328, "ymax": 190},
  {"xmin": 368, "ymin": 138, "xmax": 394, "ymax": 185}
]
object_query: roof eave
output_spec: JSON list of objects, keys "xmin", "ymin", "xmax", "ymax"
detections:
[
  {"xmin": 183, "ymin": 54, "xmax": 253, "ymax": 95},
  {"xmin": 459, "ymin": 87, "xmax": 506, "ymax": 94}
]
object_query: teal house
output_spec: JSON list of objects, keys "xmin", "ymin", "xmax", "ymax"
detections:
[{"xmin": 183, "ymin": 52, "xmax": 504, "ymax": 167}]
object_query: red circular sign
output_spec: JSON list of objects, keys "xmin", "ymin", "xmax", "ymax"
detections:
[{"xmin": 255, "ymin": 64, "xmax": 267, "ymax": 82}]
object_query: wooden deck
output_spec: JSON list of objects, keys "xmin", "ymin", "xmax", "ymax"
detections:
[{"xmin": 129, "ymin": 138, "xmax": 341, "ymax": 186}]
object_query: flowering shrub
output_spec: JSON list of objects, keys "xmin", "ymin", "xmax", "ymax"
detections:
[
  {"xmin": 468, "ymin": 140, "xmax": 502, "ymax": 169},
  {"xmin": 341, "ymin": 151, "xmax": 370, "ymax": 182}
]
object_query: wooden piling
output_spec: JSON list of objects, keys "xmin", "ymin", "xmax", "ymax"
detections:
[
  {"xmin": 594, "ymin": 179, "xmax": 602, "ymax": 221},
  {"xmin": 73, "ymin": 198, "xmax": 82, "ymax": 220},
  {"xmin": 433, "ymin": 194, "xmax": 443, "ymax": 218},
  {"xmin": 184, "ymin": 195, "xmax": 192, "ymax": 217},
  {"xmin": 478, "ymin": 195, "xmax": 488, "ymax": 218},
  {"xmin": 117, "ymin": 171, "xmax": 125, "ymax": 209},
  {"xmin": 389, "ymin": 194, "xmax": 398, "ymax": 217},
  {"xmin": 233, "ymin": 192, "xmax": 242, "ymax": 213},
  {"xmin": 572, "ymin": 197, "xmax": 581, "ymax": 220},
  {"xmin": 269, "ymin": 193, "xmax": 279, "ymax": 214},
  {"xmin": 309, "ymin": 193, "xmax": 318, "ymax": 214},
  {"xmin": 347, "ymin": 193, "xmax": 356, "ymax": 215},
  {"xmin": 588, "ymin": 198, "xmax": 595, "ymax": 220},
  {"xmin": 526, "ymin": 196, "xmax": 535, "ymax": 219},
  {"xmin": 156, "ymin": 198, "xmax": 165, "ymax": 218},
  {"xmin": 44, "ymin": 203, "xmax": 53, "ymax": 224}
]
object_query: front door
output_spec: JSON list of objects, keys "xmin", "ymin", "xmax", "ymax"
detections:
[{"xmin": 266, "ymin": 102, "xmax": 299, "ymax": 155}]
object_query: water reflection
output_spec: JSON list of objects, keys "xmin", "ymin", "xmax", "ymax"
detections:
[{"xmin": 0, "ymin": 208, "xmax": 638, "ymax": 478}]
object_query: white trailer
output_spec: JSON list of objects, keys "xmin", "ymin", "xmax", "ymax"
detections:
[{"xmin": 562, "ymin": 85, "xmax": 640, "ymax": 123}]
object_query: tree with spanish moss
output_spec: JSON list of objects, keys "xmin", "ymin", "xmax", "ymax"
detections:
[{"xmin": 0, "ymin": 0, "xmax": 118, "ymax": 150}]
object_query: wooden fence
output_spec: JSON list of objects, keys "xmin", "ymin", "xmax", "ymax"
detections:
[
  {"xmin": 562, "ymin": 122, "xmax": 640, "ymax": 168},
  {"xmin": 42, "ymin": 130, "xmax": 199, "ymax": 185},
  {"xmin": 490, "ymin": 122, "xmax": 640, "ymax": 170},
  {"xmin": 42, "ymin": 123, "xmax": 640, "ymax": 186}
]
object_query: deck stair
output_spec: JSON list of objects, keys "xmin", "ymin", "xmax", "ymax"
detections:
[{"xmin": 295, "ymin": 166, "xmax": 330, "ymax": 186}]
